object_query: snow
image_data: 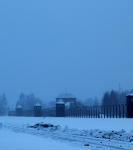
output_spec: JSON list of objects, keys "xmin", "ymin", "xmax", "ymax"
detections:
[
  {"xmin": 1, "ymin": 117, "xmax": 132, "ymax": 132},
  {"xmin": 56, "ymin": 99, "xmax": 65, "ymax": 104},
  {"xmin": 16, "ymin": 105, "xmax": 22, "ymax": 108},
  {"xmin": 65, "ymin": 102, "xmax": 70, "ymax": 108},
  {"xmin": 126, "ymin": 89, "xmax": 133, "ymax": 96},
  {"xmin": 0, "ymin": 117, "xmax": 133, "ymax": 150},
  {"xmin": 0, "ymin": 130, "xmax": 83, "ymax": 150},
  {"xmin": 34, "ymin": 103, "xmax": 41, "ymax": 106}
]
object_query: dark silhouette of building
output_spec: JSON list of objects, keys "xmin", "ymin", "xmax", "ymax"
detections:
[
  {"xmin": 56, "ymin": 93, "xmax": 77, "ymax": 117},
  {"xmin": 56, "ymin": 99, "xmax": 65, "ymax": 117},
  {"xmin": 34, "ymin": 103, "xmax": 41, "ymax": 117},
  {"xmin": 126, "ymin": 89, "xmax": 133, "ymax": 118},
  {"xmin": 16, "ymin": 105, "xmax": 22, "ymax": 116}
]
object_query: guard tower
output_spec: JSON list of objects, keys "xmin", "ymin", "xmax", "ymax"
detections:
[
  {"xmin": 16, "ymin": 105, "xmax": 22, "ymax": 116},
  {"xmin": 34, "ymin": 103, "xmax": 41, "ymax": 117},
  {"xmin": 56, "ymin": 99, "xmax": 65, "ymax": 117},
  {"xmin": 126, "ymin": 89, "xmax": 133, "ymax": 118}
]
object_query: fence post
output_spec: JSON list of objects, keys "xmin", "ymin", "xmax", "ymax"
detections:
[
  {"xmin": 88, "ymin": 107, "xmax": 90, "ymax": 118},
  {"xmin": 130, "ymin": 103, "xmax": 132, "ymax": 118},
  {"xmin": 109, "ymin": 105, "xmax": 111, "ymax": 118},
  {"xmin": 74, "ymin": 107, "xmax": 76, "ymax": 118},
  {"xmin": 83, "ymin": 107, "xmax": 85, "ymax": 118},
  {"xmin": 93, "ymin": 106, "xmax": 95, "ymax": 118},
  {"xmin": 84, "ymin": 107, "xmax": 86, "ymax": 118},
  {"xmin": 69, "ymin": 108, "xmax": 71, "ymax": 117},
  {"xmin": 65, "ymin": 108, "xmax": 67, "ymax": 117},
  {"xmin": 85, "ymin": 107, "xmax": 87, "ymax": 118},
  {"xmin": 78, "ymin": 107, "xmax": 80, "ymax": 118},
  {"xmin": 95, "ymin": 106, "xmax": 97, "ymax": 118},
  {"xmin": 75, "ymin": 107, "xmax": 76, "ymax": 117},
  {"xmin": 100, "ymin": 106, "xmax": 102, "ymax": 118},
  {"xmin": 119, "ymin": 105, "xmax": 121, "ymax": 118},
  {"xmin": 106, "ymin": 106, "xmax": 108, "ymax": 118},
  {"xmin": 94, "ymin": 106, "xmax": 96, "ymax": 118},
  {"xmin": 97, "ymin": 106, "xmax": 99, "ymax": 118},
  {"xmin": 78, "ymin": 107, "xmax": 79, "ymax": 118},
  {"xmin": 76, "ymin": 107, "xmax": 77, "ymax": 117},
  {"xmin": 80, "ymin": 107, "xmax": 82, "ymax": 118},
  {"xmin": 104, "ymin": 106, "xmax": 105, "ymax": 118},
  {"xmin": 73, "ymin": 107, "xmax": 75, "ymax": 117},
  {"xmin": 85, "ymin": 107, "xmax": 87, "ymax": 117},
  {"xmin": 125, "ymin": 104, "xmax": 127, "ymax": 118},
  {"xmin": 92, "ymin": 106, "xmax": 93, "ymax": 118},
  {"xmin": 115, "ymin": 105, "xmax": 117, "ymax": 118},
  {"xmin": 92, "ymin": 106, "xmax": 94, "ymax": 118},
  {"xmin": 112, "ymin": 105, "xmax": 114, "ymax": 118},
  {"xmin": 82, "ymin": 107, "xmax": 84, "ymax": 118},
  {"xmin": 77, "ymin": 107, "xmax": 79, "ymax": 118},
  {"xmin": 122, "ymin": 104, "xmax": 124, "ymax": 118},
  {"xmin": 90, "ymin": 106, "xmax": 92, "ymax": 118},
  {"xmin": 71, "ymin": 107, "xmax": 73, "ymax": 117}
]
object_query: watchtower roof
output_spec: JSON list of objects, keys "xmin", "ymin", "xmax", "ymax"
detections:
[
  {"xmin": 126, "ymin": 89, "xmax": 133, "ymax": 96},
  {"xmin": 16, "ymin": 105, "xmax": 22, "ymax": 108},
  {"xmin": 56, "ymin": 99, "xmax": 65, "ymax": 104},
  {"xmin": 34, "ymin": 103, "xmax": 41, "ymax": 106}
]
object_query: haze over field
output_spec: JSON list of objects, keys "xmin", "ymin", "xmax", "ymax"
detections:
[{"xmin": 0, "ymin": 1, "xmax": 133, "ymax": 105}]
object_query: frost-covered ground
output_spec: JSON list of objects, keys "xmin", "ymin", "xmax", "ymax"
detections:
[{"xmin": 0, "ymin": 117, "xmax": 133, "ymax": 150}]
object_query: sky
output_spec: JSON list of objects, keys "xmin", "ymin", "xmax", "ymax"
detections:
[{"xmin": 0, "ymin": 0, "xmax": 133, "ymax": 106}]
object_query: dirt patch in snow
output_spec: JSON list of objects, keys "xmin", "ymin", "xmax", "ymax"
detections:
[{"xmin": 28, "ymin": 123, "xmax": 60, "ymax": 130}]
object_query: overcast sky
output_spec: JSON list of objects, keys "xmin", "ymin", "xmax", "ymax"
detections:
[{"xmin": 0, "ymin": 0, "xmax": 133, "ymax": 106}]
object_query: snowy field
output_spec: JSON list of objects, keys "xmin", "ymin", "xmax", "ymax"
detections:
[{"xmin": 0, "ymin": 117, "xmax": 133, "ymax": 150}]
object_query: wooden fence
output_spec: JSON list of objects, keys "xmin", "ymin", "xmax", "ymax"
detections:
[
  {"xmin": 8, "ymin": 108, "xmax": 56, "ymax": 117},
  {"xmin": 65, "ymin": 104, "xmax": 128, "ymax": 118},
  {"xmin": 8, "ymin": 104, "xmax": 133, "ymax": 118}
]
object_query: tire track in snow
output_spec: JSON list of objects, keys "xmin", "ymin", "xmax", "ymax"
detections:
[{"xmin": 2, "ymin": 123, "xmax": 133, "ymax": 150}]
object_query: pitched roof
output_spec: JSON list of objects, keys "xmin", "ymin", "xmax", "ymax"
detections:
[
  {"xmin": 56, "ymin": 93, "xmax": 76, "ymax": 99},
  {"xmin": 126, "ymin": 89, "xmax": 133, "ymax": 96},
  {"xmin": 34, "ymin": 103, "xmax": 41, "ymax": 106},
  {"xmin": 56, "ymin": 99, "xmax": 65, "ymax": 104},
  {"xmin": 16, "ymin": 105, "xmax": 22, "ymax": 108}
]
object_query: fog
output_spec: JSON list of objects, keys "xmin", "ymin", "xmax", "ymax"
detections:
[{"xmin": 0, "ymin": 1, "xmax": 133, "ymax": 106}]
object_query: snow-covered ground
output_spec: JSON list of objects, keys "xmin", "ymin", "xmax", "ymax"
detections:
[
  {"xmin": 0, "ymin": 130, "xmax": 84, "ymax": 150},
  {"xmin": 0, "ymin": 117, "xmax": 133, "ymax": 150}
]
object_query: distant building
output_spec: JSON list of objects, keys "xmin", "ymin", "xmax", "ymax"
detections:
[
  {"xmin": 56, "ymin": 93, "xmax": 76, "ymax": 104},
  {"xmin": 34, "ymin": 103, "xmax": 41, "ymax": 117},
  {"xmin": 126, "ymin": 89, "xmax": 133, "ymax": 118},
  {"xmin": 56, "ymin": 99, "xmax": 65, "ymax": 117},
  {"xmin": 16, "ymin": 105, "xmax": 22, "ymax": 116},
  {"xmin": 56, "ymin": 93, "xmax": 77, "ymax": 117}
]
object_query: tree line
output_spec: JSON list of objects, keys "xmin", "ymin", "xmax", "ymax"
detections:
[
  {"xmin": 75, "ymin": 90, "xmax": 128, "ymax": 107},
  {"xmin": 16, "ymin": 93, "xmax": 45, "ymax": 110},
  {"xmin": 102, "ymin": 90, "xmax": 128, "ymax": 106},
  {"xmin": 0, "ymin": 94, "xmax": 8, "ymax": 115},
  {"xmin": 15, "ymin": 90, "xmax": 128, "ymax": 110},
  {"xmin": 0, "ymin": 89, "xmax": 130, "ymax": 115}
]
